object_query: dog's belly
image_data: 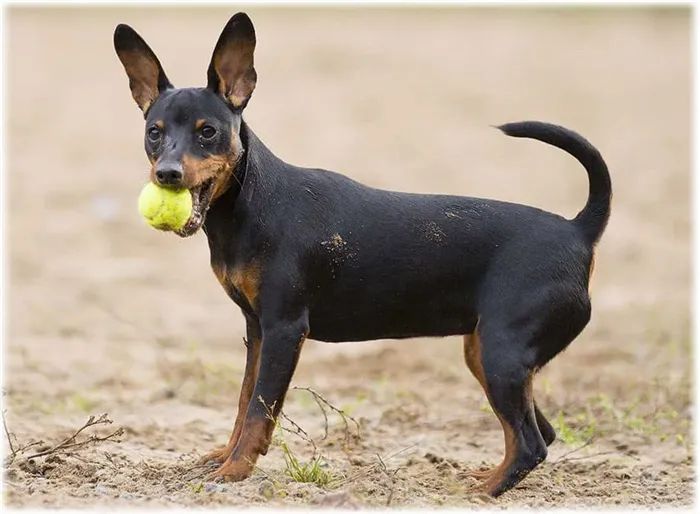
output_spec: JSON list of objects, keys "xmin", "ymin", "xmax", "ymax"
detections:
[{"xmin": 307, "ymin": 290, "xmax": 478, "ymax": 342}]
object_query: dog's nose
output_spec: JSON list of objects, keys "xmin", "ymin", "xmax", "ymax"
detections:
[{"xmin": 155, "ymin": 162, "xmax": 184, "ymax": 186}]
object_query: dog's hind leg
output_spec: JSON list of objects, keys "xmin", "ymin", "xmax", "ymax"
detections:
[
  {"xmin": 534, "ymin": 400, "xmax": 556, "ymax": 447},
  {"xmin": 462, "ymin": 326, "xmax": 548, "ymax": 497},
  {"xmin": 464, "ymin": 331, "xmax": 556, "ymax": 455}
]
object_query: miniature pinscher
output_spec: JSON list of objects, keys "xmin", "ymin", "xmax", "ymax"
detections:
[{"xmin": 114, "ymin": 12, "xmax": 611, "ymax": 497}]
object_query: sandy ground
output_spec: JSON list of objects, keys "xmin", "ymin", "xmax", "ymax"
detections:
[{"xmin": 3, "ymin": 6, "xmax": 693, "ymax": 509}]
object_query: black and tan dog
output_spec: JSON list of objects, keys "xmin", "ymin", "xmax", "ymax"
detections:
[{"xmin": 114, "ymin": 12, "xmax": 611, "ymax": 497}]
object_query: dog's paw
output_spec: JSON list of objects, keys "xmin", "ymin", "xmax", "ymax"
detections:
[
  {"xmin": 465, "ymin": 465, "xmax": 498, "ymax": 481},
  {"xmin": 198, "ymin": 445, "xmax": 234, "ymax": 466},
  {"xmin": 207, "ymin": 459, "xmax": 253, "ymax": 483}
]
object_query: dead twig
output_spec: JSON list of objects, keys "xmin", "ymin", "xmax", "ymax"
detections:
[
  {"xmin": 292, "ymin": 386, "xmax": 361, "ymax": 447},
  {"xmin": 2, "ymin": 410, "xmax": 46, "ymax": 467},
  {"xmin": 376, "ymin": 452, "xmax": 401, "ymax": 506},
  {"xmin": 376, "ymin": 452, "xmax": 400, "ymax": 477},
  {"xmin": 382, "ymin": 443, "xmax": 417, "ymax": 463},
  {"xmin": 279, "ymin": 411, "xmax": 317, "ymax": 456},
  {"xmin": 555, "ymin": 450, "xmax": 621, "ymax": 463},
  {"xmin": 552, "ymin": 437, "xmax": 596, "ymax": 464},
  {"xmin": 2, "ymin": 409, "xmax": 16, "ymax": 464},
  {"xmin": 3, "ymin": 412, "xmax": 122, "ymax": 468},
  {"xmin": 257, "ymin": 395, "xmax": 318, "ymax": 456},
  {"xmin": 333, "ymin": 443, "xmax": 417, "ymax": 489},
  {"xmin": 24, "ymin": 414, "xmax": 123, "ymax": 460},
  {"xmin": 13, "ymin": 440, "xmax": 45, "ymax": 456}
]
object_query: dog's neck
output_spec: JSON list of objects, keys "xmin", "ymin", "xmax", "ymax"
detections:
[{"xmin": 202, "ymin": 121, "xmax": 287, "ymax": 250}]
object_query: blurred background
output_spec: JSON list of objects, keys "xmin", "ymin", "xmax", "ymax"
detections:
[{"xmin": 5, "ymin": 6, "xmax": 691, "ymax": 508}]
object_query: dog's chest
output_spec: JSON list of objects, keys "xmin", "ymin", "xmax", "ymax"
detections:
[{"xmin": 211, "ymin": 261, "xmax": 260, "ymax": 311}]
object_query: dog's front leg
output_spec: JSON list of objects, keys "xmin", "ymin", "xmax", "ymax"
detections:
[
  {"xmin": 209, "ymin": 313, "xmax": 309, "ymax": 482},
  {"xmin": 199, "ymin": 315, "xmax": 262, "ymax": 465}
]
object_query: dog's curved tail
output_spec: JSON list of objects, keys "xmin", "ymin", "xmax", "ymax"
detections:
[{"xmin": 497, "ymin": 121, "xmax": 612, "ymax": 247}]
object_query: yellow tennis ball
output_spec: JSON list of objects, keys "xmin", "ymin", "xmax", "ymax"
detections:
[{"xmin": 137, "ymin": 182, "xmax": 193, "ymax": 231}]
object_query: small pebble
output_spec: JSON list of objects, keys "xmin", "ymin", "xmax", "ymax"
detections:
[
  {"xmin": 425, "ymin": 452, "xmax": 444, "ymax": 464},
  {"xmin": 204, "ymin": 483, "xmax": 227, "ymax": 493},
  {"xmin": 94, "ymin": 484, "xmax": 110, "ymax": 496}
]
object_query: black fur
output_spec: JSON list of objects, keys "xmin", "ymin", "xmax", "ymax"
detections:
[{"xmin": 114, "ymin": 12, "xmax": 611, "ymax": 497}]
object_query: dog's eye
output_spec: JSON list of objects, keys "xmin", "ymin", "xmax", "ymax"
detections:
[
  {"xmin": 147, "ymin": 127, "xmax": 161, "ymax": 142},
  {"xmin": 200, "ymin": 126, "xmax": 217, "ymax": 140}
]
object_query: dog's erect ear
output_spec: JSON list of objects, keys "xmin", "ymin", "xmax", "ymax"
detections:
[
  {"xmin": 114, "ymin": 24, "xmax": 173, "ymax": 114},
  {"xmin": 207, "ymin": 13, "xmax": 257, "ymax": 109}
]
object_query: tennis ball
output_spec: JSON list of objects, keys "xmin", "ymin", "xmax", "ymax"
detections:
[{"xmin": 137, "ymin": 182, "xmax": 193, "ymax": 231}]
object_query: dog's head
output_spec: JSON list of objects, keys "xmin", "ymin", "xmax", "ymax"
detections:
[{"xmin": 114, "ymin": 13, "xmax": 257, "ymax": 237}]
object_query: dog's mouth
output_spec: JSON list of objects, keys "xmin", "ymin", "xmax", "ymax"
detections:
[{"xmin": 175, "ymin": 178, "xmax": 215, "ymax": 238}]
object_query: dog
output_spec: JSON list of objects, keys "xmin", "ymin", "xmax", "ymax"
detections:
[{"xmin": 114, "ymin": 12, "xmax": 611, "ymax": 497}]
